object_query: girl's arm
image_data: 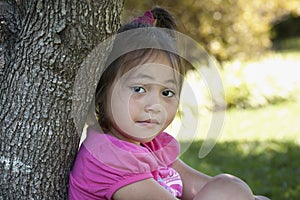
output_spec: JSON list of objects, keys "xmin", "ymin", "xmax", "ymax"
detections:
[
  {"xmin": 112, "ymin": 178, "xmax": 179, "ymax": 200},
  {"xmin": 172, "ymin": 159, "xmax": 254, "ymax": 200},
  {"xmin": 172, "ymin": 159, "xmax": 211, "ymax": 200}
]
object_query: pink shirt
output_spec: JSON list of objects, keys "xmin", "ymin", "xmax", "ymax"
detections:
[{"xmin": 69, "ymin": 128, "xmax": 183, "ymax": 199}]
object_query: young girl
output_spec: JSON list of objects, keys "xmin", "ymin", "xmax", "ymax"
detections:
[{"xmin": 69, "ymin": 7, "xmax": 270, "ymax": 200}]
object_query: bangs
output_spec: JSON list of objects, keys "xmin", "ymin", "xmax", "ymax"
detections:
[{"xmin": 116, "ymin": 49, "xmax": 185, "ymax": 89}]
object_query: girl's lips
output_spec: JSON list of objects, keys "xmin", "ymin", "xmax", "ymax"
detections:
[
  {"xmin": 138, "ymin": 119, "xmax": 159, "ymax": 124},
  {"xmin": 136, "ymin": 119, "xmax": 160, "ymax": 127}
]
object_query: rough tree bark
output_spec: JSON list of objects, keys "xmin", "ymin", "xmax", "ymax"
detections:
[{"xmin": 0, "ymin": 0, "xmax": 124, "ymax": 199}]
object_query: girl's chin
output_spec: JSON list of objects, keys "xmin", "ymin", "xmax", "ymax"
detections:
[
  {"xmin": 127, "ymin": 135, "xmax": 157, "ymax": 144},
  {"xmin": 111, "ymin": 125, "xmax": 165, "ymax": 144},
  {"xmin": 121, "ymin": 131, "xmax": 161, "ymax": 144}
]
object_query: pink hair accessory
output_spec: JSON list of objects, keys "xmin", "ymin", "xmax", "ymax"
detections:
[{"xmin": 132, "ymin": 10, "xmax": 155, "ymax": 25}]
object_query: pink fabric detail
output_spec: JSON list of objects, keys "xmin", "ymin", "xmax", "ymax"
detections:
[
  {"xmin": 153, "ymin": 167, "xmax": 183, "ymax": 197},
  {"xmin": 132, "ymin": 10, "xmax": 155, "ymax": 25}
]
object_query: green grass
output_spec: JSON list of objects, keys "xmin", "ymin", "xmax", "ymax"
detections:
[
  {"xmin": 179, "ymin": 101, "xmax": 300, "ymax": 200},
  {"xmin": 221, "ymin": 100, "xmax": 300, "ymax": 143},
  {"xmin": 180, "ymin": 140, "xmax": 300, "ymax": 200}
]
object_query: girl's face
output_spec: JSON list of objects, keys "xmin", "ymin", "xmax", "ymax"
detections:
[{"xmin": 106, "ymin": 53, "xmax": 180, "ymax": 144}]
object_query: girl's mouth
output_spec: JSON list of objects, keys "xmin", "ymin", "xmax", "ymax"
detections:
[{"xmin": 136, "ymin": 119, "xmax": 160, "ymax": 127}]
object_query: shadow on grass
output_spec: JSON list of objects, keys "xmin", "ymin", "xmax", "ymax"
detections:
[{"xmin": 180, "ymin": 140, "xmax": 300, "ymax": 200}]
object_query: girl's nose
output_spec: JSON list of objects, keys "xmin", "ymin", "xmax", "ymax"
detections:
[
  {"xmin": 144, "ymin": 92, "xmax": 163, "ymax": 113},
  {"xmin": 144, "ymin": 103, "xmax": 162, "ymax": 113}
]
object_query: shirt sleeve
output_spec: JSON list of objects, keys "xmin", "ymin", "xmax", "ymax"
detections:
[
  {"xmin": 69, "ymin": 145, "xmax": 154, "ymax": 200},
  {"xmin": 69, "ymin": 129, "xmax": 161, "ymax": 200}
]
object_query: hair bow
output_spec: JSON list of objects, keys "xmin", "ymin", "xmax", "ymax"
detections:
[{"xmin": 132, "ymin": 10, "xmax": 155, "ymax": 25}]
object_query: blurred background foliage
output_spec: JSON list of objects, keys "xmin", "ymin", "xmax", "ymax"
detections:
[{"xmin": 123, "ymin": 0, "xmax": 300, "ymax": 62}]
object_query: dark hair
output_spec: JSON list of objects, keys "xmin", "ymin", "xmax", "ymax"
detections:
[{"xmin": 95, "ymin": 7, "xmax": 186, "ymax": 132}]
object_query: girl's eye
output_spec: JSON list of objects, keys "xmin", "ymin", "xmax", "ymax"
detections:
[
  {"xmin": 131, "ymin": 86, "xmax": 146, "ymax": 93},
  {"xmin": 162, "ymin": 90, "xmax": 175, "ymax": 97}
]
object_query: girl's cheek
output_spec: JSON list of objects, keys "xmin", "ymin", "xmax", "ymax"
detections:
[{"xmin": 129, "ymin": 98, "xmax": 143, "ymax": 115}]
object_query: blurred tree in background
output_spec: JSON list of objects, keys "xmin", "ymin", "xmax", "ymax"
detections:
[{"xmin": 123, "ymin": 0, "xmax": 300, "ymax": 63}]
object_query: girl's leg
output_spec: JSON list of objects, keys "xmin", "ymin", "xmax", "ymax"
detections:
[{"xmin": 193, "ymin": 174, "xmax": 255, "ymax": 200}]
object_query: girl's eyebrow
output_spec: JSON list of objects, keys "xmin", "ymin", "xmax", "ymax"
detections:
[{"xmin": 131, "ymin": 73, "xmax": 177, "ymax": 85}]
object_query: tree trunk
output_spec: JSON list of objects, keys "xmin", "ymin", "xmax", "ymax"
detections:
[{"xmin": 0, "ymin": 0, "xmax": 124, "ymax": 198}]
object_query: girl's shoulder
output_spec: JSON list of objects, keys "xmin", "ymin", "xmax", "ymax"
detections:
[
  {"xmin": 81, "ymin": 129, "xmax": 180, "ymax": 172},
  {"xmin": 143, "ymin": 132, "xmax": 180, "ymax": 164}
]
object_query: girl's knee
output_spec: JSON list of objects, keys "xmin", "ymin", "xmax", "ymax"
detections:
[
  {"xmin": 214, "ymin": 173, "xmax": 242, "ymax": 181},
  {"xmin": 194, "ymin": 174, "xmax": 254, "ymax": 200},
  {"xmin": 255, "ymin": 195, "xmax": 271, "ymax": 200},
  {"xmin": 211, "ymin": 174, "xmax": 254, "ymax": 199},
  {"xmin": 213, "ymin": 174, "xmax": 251, "ymax": 189}
]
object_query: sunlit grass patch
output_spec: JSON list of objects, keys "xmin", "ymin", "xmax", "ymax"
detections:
[
  {"xmin": 222, "ymin": 101, "xmax": 300, "ymax": 143},
  {"xmin": 169, "ymin": 100, "xmax": 300, "ymax": 145}
]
